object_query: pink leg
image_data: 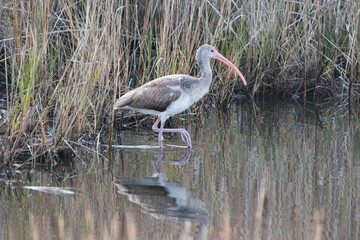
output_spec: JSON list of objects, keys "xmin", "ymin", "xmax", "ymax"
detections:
[
  {"xmin": 152, "ymin": 117, "xmax": 192, "ymax": 148},
  {"xmin": 152, "ymin": 117, "xmax": 164, "ymax": 148}
]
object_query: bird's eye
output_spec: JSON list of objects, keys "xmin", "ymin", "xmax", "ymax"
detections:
[{"xmin": 211, "ymin": 49, "xmax": 214, "ymax": 52}]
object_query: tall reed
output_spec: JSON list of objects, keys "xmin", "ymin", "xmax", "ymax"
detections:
[{"xmin": 0, "ymin": 0, "xmax": 359, "ymax": 162}]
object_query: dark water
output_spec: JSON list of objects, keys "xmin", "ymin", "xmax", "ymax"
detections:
[{"xmin": 1, "ymin": 100, "xmax": 360, "ymax": 240}]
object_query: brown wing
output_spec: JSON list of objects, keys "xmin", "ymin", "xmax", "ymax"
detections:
[{"xmin": 114, "ymin": 85, "xmax": 181, "ymax": 112}]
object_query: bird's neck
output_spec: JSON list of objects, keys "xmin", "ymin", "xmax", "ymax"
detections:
[{"xmin": 198, "ymin": 58, "xmax": 212, "ymax": 86}]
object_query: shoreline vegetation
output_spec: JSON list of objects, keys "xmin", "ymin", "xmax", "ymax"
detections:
[{"xmin": 0, "ymin": 0, "xmax": 359, "ymax": 163}]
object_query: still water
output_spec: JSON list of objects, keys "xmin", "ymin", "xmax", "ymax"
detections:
[{"xmin": 1, "ymin": 100, "xmax": 360, "ymax": 240}]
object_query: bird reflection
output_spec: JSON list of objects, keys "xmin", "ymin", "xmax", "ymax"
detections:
[{"xmin": 113, "ymin": 148, "xmax": 208, "ymax": 233}]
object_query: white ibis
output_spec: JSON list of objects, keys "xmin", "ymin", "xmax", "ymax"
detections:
[{"xmin": 114, "ymin": 44, "xmax": 247, "ymax": 149}]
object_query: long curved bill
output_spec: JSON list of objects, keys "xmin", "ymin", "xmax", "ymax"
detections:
[{"xmin": 214, "ymin": 52, "xmax": 247, "ymax": 86}]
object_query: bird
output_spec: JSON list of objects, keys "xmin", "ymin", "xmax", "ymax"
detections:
[{"xmin": 114, "ymin": 44, "xmax": 247, "ymax": 149}]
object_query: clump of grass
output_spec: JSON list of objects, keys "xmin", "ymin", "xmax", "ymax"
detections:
[{"xmin": 0, "ymin": 0, "xmax": 359, "ymax": 163}]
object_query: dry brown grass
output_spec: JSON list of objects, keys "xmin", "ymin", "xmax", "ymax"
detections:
[{"xmin": 0, "ymin": 0, "xmax": 359, "ymax": 162}]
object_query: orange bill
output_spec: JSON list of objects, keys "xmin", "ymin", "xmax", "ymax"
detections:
[{"xmin": 214, "ymin": 52, "xmax": 247, "ymax": 86}]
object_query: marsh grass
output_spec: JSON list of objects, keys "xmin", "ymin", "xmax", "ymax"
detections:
[{"xmin": 0, "ymin": 0, "xmax": 359, "ymax": 162}]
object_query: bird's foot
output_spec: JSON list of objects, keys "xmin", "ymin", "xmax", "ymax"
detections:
[{"xmin": 180, "ymin": 130, "xmax": 192, "ymax": 148}]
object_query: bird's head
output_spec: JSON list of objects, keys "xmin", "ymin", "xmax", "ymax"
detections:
[{"xmin": 196, "ymin": 44, "xmax": 247, "ymax": 86}]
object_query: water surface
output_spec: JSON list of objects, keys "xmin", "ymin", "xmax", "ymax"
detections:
[{"xmin": 1, "ymin": 100, "xmax": 359, "ymax": 240}]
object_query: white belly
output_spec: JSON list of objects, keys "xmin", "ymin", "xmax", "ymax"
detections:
[{"xmin": 165, "ymin": 93, "xmax": 193, "ymax": 116}]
